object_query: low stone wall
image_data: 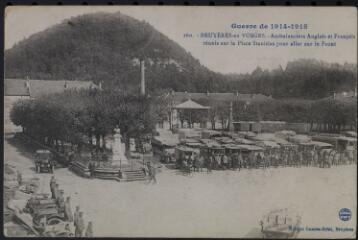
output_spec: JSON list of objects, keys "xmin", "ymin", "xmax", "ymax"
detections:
[{"xmin": 68, "ymin": 161, "xmax": 91, "ymax": 178}]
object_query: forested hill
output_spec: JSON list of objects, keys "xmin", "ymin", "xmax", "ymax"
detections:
[
  {"xmin": 5, "ymin": 11, "xmax": 228, "ymax": 93},
  {"xmin": 226, "ymin": 60, "xmax": 357, "ymax": 99},
  {"xmin": 5, "ymin": 12, "xmax": 357, "ymax": 99}
]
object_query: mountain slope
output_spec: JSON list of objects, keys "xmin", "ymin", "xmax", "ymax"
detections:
[{"xmin": 5, "ymin": 11, "xmax": 228, "ymax": 93}]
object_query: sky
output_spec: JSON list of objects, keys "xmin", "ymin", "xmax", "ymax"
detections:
[{"xmin": 5, "ymin": 6, "xmax": 357, "ymax": 74}]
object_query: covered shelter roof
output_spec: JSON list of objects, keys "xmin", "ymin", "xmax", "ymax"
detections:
[
  {"xmin": 342, "ymin": 131, "xmax": 357, "ymax": 138},
  {"xmin": 310, "ymin": 141, "xmax": 333, "ymax": 148},
  {"xmin": 152, "ymin": 136, "xmax": 180, "ymax": 147},
  {"xmin": 256, "ymin": 140, "xmax": 281, "ymax": 148},
  {"xmin": 199, "ymin": 139, "xmax": 223, "ymax": 149},
  {"xmin": 233, "ymin": 137, "xmax": 256, "ymax": 145},
  {"xmin": 235, "ymin": 144, "xmax": 264, "ymax": 151},
  {"xmin": 222, "ymin": 143, "xmax": 243, "ymax": 150},
  {"xmin": 214, "ymin": 136, "xmax": 235, "ymax": 144},
  {"xmin": 337, "ymin": 136, "xmax": 357, "ymax": 142},
  {"xmin": 175, "ymin": 145, "xmax": 198, "ymax": 153},
  {"xmin": 173, "ymin": 99, "xmax": 210, "ymax": 110}
]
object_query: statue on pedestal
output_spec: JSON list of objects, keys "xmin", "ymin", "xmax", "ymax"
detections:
[{"xmin": 112, "ymin": 126, "xmax": 129, "ymax": 167}]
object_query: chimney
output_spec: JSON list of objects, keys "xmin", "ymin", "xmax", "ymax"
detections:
[
  {"xmin": 140, "ymin": 60, "xmax": 145, "ymax": 96},
  {"xmin": 99, "ymin": 81, "xmax": 102, "ymax": 90},
  {"xmin": 236, "ymin": 91, "xmax": 239, "ymax": 97},
  {"xmin": 333, "ymin": 91, "xmax": 336, "ymax": 99}
]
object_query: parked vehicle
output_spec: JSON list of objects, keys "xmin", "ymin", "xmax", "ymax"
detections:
[
  {"xmin": 34, "ymin": 150, "xmax": 55, "ymax": 173},
  {"xmin": 24, "ymin": 194, "xmax": 66, "ymax": 227}
]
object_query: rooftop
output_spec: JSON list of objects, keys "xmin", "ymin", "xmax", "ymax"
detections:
[
  {"xmin": 171, "ymin": 91, "xmax": 272, "ymax": 103},
  {"xmin": 5, "ymin": 79, "xmax": 98, "ymax": 98}
]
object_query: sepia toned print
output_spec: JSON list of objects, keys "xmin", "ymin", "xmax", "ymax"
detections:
[{"xmin": 3, "ymin": 6, "xmax": 357, "ymax": 238}]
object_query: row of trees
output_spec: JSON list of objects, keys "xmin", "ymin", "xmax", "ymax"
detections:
[
  {"xmin": 10, "ymin": 87, "xmax": 357, "ymax": 159},
  {"xmin": 162, "ymin": 97, "xmax": 357, "ymax": 132},
  {"xmin": 11, "ymin": 88, "xmax": 158, "ymax": 155}
]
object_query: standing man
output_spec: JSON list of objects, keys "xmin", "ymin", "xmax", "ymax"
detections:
[
  {"xmin": 222, "ymin": 153, "xmax": 229, "ymax": 170},
  {"xmin": 198, "ymin": 154, "xmax": 205, "ymax": 172},
  {"xmin": 53, "ymin": 183, "xmax": 60, "ymax": 200},
  {"xmin": 17, "ymin": 170, "xmax": 22, "ymax": 185},
  {"xmin": 74, "ymin": 206, "xmax": 80, "ymax": 228},
  {"xmin": 57, "ymin": 190, "xmax": 65, "ymax": 214},
  {"xmin": 232, "ymin": 153, "xmax": 237, "ymax": 170},
  {"xmin": 85, "ymin": 221, "xmax": 93, "ymax": 237},
  {"xmin": 64, "ymin": 196, "xmax": 73, "ymax": 222},
  {"xmin": 50, "ymin": 176, "xmax": 56, "ymax": 199},
  {"xmin": 147, "ymin": 162, "xmax": 157, "ymax": 184},
  {"xmin": 238, "ymin": 152, "xmax": 243, "ymax": 171},
  {"xmin": 75, "ymin": 212, "xmax": 85, "ymax": 237},
  {"xmin": 89, "ymin": 161, "xmax": 96, "ymax": 178}
]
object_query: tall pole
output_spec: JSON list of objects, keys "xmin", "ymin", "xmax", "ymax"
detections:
[{"xmin": 140, "ymin": 60, "xmax": 145, "ymax": 96}]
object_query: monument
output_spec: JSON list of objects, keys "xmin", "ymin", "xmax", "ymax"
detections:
[{"xmin": 112, "ymin": 126, "xmax": 129, "ymax": 167}]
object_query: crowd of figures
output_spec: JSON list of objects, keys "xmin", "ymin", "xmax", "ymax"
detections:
[
  {"xmin": 176, "ymin": 147, "xmax": 357, "ymax": 174},
  {"xmin": 49, "ymin": 176, "xmax": 93, "ymax": 237}
]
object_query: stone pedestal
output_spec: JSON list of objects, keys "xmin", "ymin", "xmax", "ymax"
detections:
[{"xmin": 111, "ymin": 127, "xmax": 129, "ymax": 167}]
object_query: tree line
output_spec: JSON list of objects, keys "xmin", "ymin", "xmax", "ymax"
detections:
[
  {"xmin": 10, "ymin": 87, "xmax": 356, "ymax": 159},
  {"xmin": 11, "ymin": 89, "xmax": 159, "ymax": 155}
]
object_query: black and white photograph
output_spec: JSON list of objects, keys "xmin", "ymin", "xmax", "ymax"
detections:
[{"xmin": 3, "ymin": 6, "xmax": 357, "ymax": 238}]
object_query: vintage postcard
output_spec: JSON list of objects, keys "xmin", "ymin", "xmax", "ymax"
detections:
[{"xmin": 3, "ymin": 6, "xmax": 357, "ymax": 238}]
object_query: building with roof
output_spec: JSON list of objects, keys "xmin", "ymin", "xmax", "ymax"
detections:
[
  {"xmin": 4, "ymin": 78, "xmax": 98, "ymax": 133},
  {"xmin": 158, "ymin": 91, "xmax": 272, "ymax": 131},
  {"xmin": 171, "ymin": 91, "xmax": 272, "ymax": 104}
]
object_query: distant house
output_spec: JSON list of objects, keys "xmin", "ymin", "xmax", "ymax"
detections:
[
  {"xmin": 4, "ymin": 79, "xmax": 98, "ymax": 133},
  {"xmin": 334, "ymin": 89, "xmax": 357, "ymax": 100},
  {"xmin": 171, "ymin": 91, "xmax": 272, "ymax": 105}
]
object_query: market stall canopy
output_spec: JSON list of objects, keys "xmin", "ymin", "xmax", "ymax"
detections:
[
  {"xmin": 288, "ymin": 134, "xmax": 312, "ymax": 144},
  {"xmin": 222, "ymin": 144, "xmax": 242, "ymax": 150},
  {"xmin": 256, "ymin": 140, "xmax": 281, "ymax": 148},
  {"xmin": 299, "ymin": 141, "xmax": 333, "ymax": 149},
  {"xmin": 173, "ymin": 99, "xmax": 210, "ymax": 110},
  {"xmin": 337, "ymin": 136, "xmax": 357, "ymax": 142},
  {"xmin": 275, "ymin": 130, "xmax": 296, "ymax": 140},
  {"xmin": 175, "ymin": 145, "xmax": 198, "ymax": 153},
  {"xmin": 181, "ymin": 138, "xmax": 205, "ymax": 148},
  {"xmin": 238, "ymin": 131, "xmax": 257, "ymax": 138},
  {"xmin": 201, "ymin": 130, "xmax": 222, "ymax": 138},
  {"xmin": 152, "ymin": 136, "xmax": 180, "ymax": 147},
  {"xmin": 215, "ymin": 137, "xmax": 235, "ymax": 144},
  {"xmin": 310, "ymin": 141, "xmax": 333, "ymax": 148},
  {"xmin": 178, "ymin": 128, "xmax": 202, "ymax": 139},
  {"xmin": 252, "ymin": 133, "xmax": 277, "ymax": 141},
  {"xmin": 233, "ymin": 137, "xmax": 256, "ymax": 145},
  {"xmin": 274, "ymin": 138, "xmax": 294, "ymax": 146},
  {"xmin": 342, "ymin": 131, "xmax": 357, "ymax": 138},
  {"xmin": 199, "ymin": 139, "xmax": 223, "ymax": 149},
  {"xmin": 181, "ymin": 138, "xmax": 201, "ymax": 144},
  {"xmin": 236, "ymin": 144, "xmax": 264, "ymax": 151}
]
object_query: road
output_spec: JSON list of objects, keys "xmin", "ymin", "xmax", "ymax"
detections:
[{"xmin": 4, "ymin": 135, "xmax": 357, "ymax": 238}]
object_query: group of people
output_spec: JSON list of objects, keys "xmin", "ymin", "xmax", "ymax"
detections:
[
  {"xmin": 49, "ymin": 176, "xmax": 93, "ymax": 237},
  {"xmin": 176, "ymin": 146, "xmax": 355, "ymax": 172}
]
